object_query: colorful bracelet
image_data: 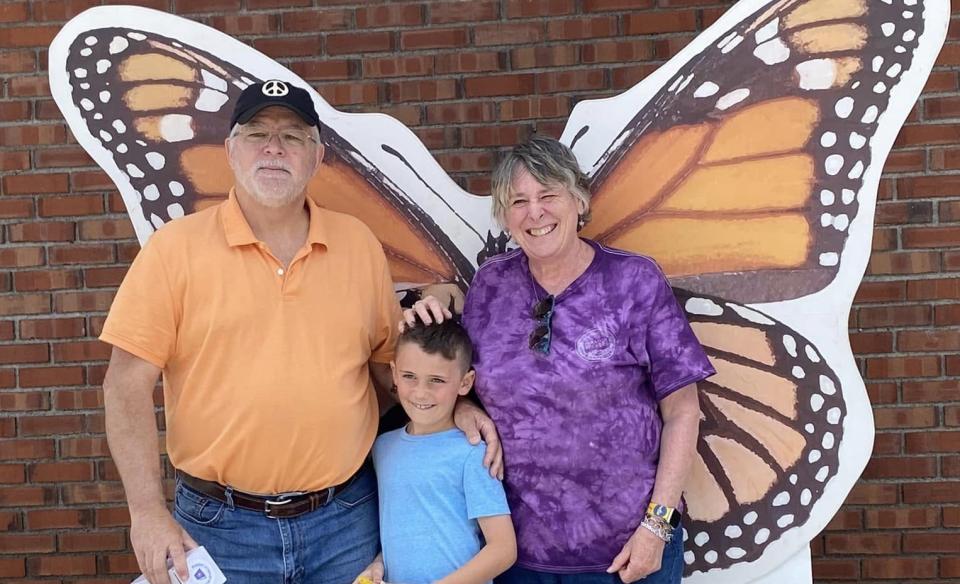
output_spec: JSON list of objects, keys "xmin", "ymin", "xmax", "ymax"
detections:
[{"xmin": 640, "ymin": 515, "xmax": 674, "ymax": 543}]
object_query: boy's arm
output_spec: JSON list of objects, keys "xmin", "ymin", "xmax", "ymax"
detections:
[{"xmin": 435, "ymin": 515, "xmax": 516, "ymax": 584}]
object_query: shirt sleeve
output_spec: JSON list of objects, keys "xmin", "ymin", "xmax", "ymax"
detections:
[
  {"xmin": 369, "ymin": 239, "xmax": 402, "ymax": 364},
  {"xmin": 98, "ymin": 236, "xmax": 179, "ymax": 368},
  {"xmin": 462, "ymin": 443, "xmax": 510, "ymax": 520},
  {"xmin": 641, "ymin": 264, "xmax": 716, "ymax": 401}
]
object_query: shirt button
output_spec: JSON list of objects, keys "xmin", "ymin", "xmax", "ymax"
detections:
[{"xmin": 277, "ymin": 268, "xmax": 284, "ymax": 276}]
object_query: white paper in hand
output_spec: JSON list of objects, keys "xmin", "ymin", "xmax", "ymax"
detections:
[{"xmin": 131, "ymin": 546, "xmax": 226, "ymax": 584}]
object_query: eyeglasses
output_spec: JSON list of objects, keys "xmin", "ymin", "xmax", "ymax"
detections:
[
  {"xmin": 529, "ymin": 295, "xmax": 555, "ymax": 355},
  {"xmin": 232, "ymin": 127, "xmax": 318, "ymax": 149}
]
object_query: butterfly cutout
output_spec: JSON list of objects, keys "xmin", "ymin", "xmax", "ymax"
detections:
[{"xmin": 48, "ymin": 0, "xmax": 947, "ymax": 581}]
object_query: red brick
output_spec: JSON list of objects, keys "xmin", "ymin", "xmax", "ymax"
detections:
[
  {"xmin": 317, "ymin": 82, "xmax": 380, "ymax": 106},
  {"xmin": 19, "ymin": 317, "xmax": 86, "ymax": 340},
  {"xmin": 475, "ymin": 22, "xmax": 543, "ymax": 45},
  {"xmin": 896, "ymin": 123, "xmax": 960, "ymax": 147},
  {"xmin": 2, "ymin": 173, "xmax": 68, "ymax": 195},
  {"xmin": 944, "ymin": 555, "xmax": 960, "ymax": 577},
  {"xmin": 0, "ymin": 198, "xmax": 32, "ymax": 220},
  {"xmin": 96, "ymin": 507, "xmax": 130, "ymax": 528},
  {"xmin": 853, "ymin": 281, "xmax": 906, "ymax": 303},
  {"xmin": 930, "ymin": 146, "xmax": 960, "ymax": 170},
  {"xmin": 0, "ymin": 557, "xmax": 24, "ymax": 578},
  {"xmin": 582, "ymin": 39, "xmax": 654, "ymax": 63},
  {"xmin": 544, "ymin": 16, "xmax": 615, "ymax": 40},
  {"xmin": 0, "ymin": 2, "xmax": 28, "ymax": 22},
  {"xmin": 8, "ymin": 75, "xmax": 50, "ymax": 97},
  {"xmin": 54, "ymin": 290, "xmax": 116, "ymax": 313},
  {"xmin": 849, "ymin": 331, "xmax": 892, "ymax": 354},
  {"xmin": 428, "ymin": 0, "xmax": 498, "ymax": 23},
  {"xmin": 246, "ymin": 0, "xmax": 310, "ymax": 8},
  {"xmin": 857, "ymin": 305, "xmax": 931, "ymax": 327},
  {"xmin": 208, "ymin": 13, "xmax": 279, "ymax": 35},
  {"xmin": 8, "ymin": 221, "xmax": 75, "ymax": 243},
  {"xmin": 60, "ymin": 437, "xmax": 110, "ymax": 458},
  {"xmin": 426, "ymin": 103, "xmax": 496, "ymax": 125},
  {"xmin": 0, "ymin": 125, "xmax": 66, "ymax": 146},
  {"xmin": 0, "ymin": 534, "xmax": 55, "ymax": 553},
  {"xmin": 79, "ymin": 219, "xmax": 136, "ymax": 241},
  {"xmin": 400, "ymin": 27, "xmax": 468, "ymax": 50},
  {"xmin": 537, "ymin": 69, "xmax": 606, "ymax": 93},
  {"xmin": 844, "ymin": 483, "xmax": 898, "ymax": 505},
  {"xmin": 811, "ymin": 558, "xmax": 860, "ymax": 580},
  {"xmin": 412, "ymin": 127, "xmax": 458, "ymax": 150},
  {"xmin": 436, "ymin": 152, "xmax": 495, "ymax": 173},
  {"xmin": 61, "ymin": 482, "xmax": 126, "ymax": 504},
  {"xmin": 175, "ymin": 0, "xmax": 241, "ymax": 12},
  {"xmin": 435, "ymin": 52, "xmax": 502, "ymax": 74},
  {"xmin": 876, "ymin": 201, "xmax": 934, "ymax": 225},
  {"xmin": 102, "ymin": 553, "xmax": 139, "ymax": 574},
  {"xmin": 53, "ymin": 340, "xmax": 112, "ymax": 362},
  {"xmin": 902, "ymin": 532, "xmax": 960, "ymax": 553},
  {"xmin": 49, "ymin": 244, "xmax": 116, "ymax": 265},
  {"xmin": 19, "ymin": 414, "xmax": 85, "ymax": 436},
  {"xmin": 327, "ymin": 30, "xmax": 393, "ymax": 54},
  {"xmin": 26, "ymin": 555, "xmax": 96, "ymax": 576},
  {"xmin": 356, "ymin": 4, "xmax": 424, "ymax": 27},
  {"xmin": 865, "ymin": 356, "xmax": 940, "ymax": 379},
  {"xmin": 899, "ymin": 175, "xmax": 960, "ymax": 198},
  {"xmin": 280, "ymin": 9, "xmax": 349, "ymax": 32},
  {"xmin": 83, "ymin": 266, "xmax": 129, "ymax": 288},
  {"xmin": 38, "ymin": 195, "xmax": 105, "ymax": 217},
  {"xmin": 0, "ymin": 25, "xmax": 60, "ymax": 48},
  {"xmin": 58, "ymin": 531, "xmax": 127, "ymax": 552},
  {"xmin": 862, "ymin": 456, "xmax": 936, "ymax": 479},
  {"xmin": 506, "ymin": 0, "xmax": 574, "ymax": 17},
  {"xmin": 905, "ymin": 431, "xmax": 960, "ymax": 454},
  {"xmin": 907, "ymin": 277, "xmax": 960, "ymax": 300},
  {"xmin": 27, "ymin": 509, "xmax": 92, "ymax": 530},
  {"xmin": 252, "ymin": 35, "xmax": 322, "ymax": 58},
  {"xmin": 867, "ymin": 251, "xmax": 940, "ymax": 275},
  {"xmin": 0, "ymin": 49, "xmax": 35, "ymax": 73},
  {"xmin": 0, "ymin": 151, "xmax": 30, "ymax": 171},
  {"xmin": 0, "ymin": 392, "xmax": 49, "ymax": 411},
  {"xmin": 871, "ymin": 227, "xmax": 897, "ymax": 251},
  {"xmin": 824, "ymin": 509, "xmax": 862, "ymax": 530},
  {"xmin": 14, "ymin": 269, "xmax": 81, "ymax": 292},
  {"xmin": 53, "ymin": 389, "xmax": 104, "ymax": 410},
  {"xmin": 0, "ymin": 344, "xmax": 48, "ymax": 365},
  {"xmin": 500, "ymin": 96, "xmax": 571, "ymax": 121},
  {"xmin": 824, "ymin": 533, "xmax": 900, "ymax": 554},
  {"xmin": 464, "ymin": 74, "xmax": 535, "ymax": 98},
  {"xmin": 864, "ymin": 508, "xmax": 938, "ymax": 529},
  {"xmin": 289, "ymin": 60, "xmax": 353, "ymax": 81},
  {"xmin": 883, "ymin": 149, "xmax": 925, "ymax": 173},
  {"xmin": 29, "ymin": 461, "xmax": 95, "ymax": 483},
  {"xmin": 0, "ymin": 100, "xmax": 30, "ymax": 122},
  {"xmin": 873, "ymin": 406, "xmax": 937, "ymax": 429},
  {"xmin": 903, "ymin": 226, "xmax": 960, "ymax": 248},
  {"xmin": 510, "ymin": 45, "xmax": 577, "ymax": 69},
  {"xmin": 903, "ymin": 481, "xmax": 960, "ymax": 503},
  {"xmin": 946, "ymin": 506, "xmax": 960, "ymax": 527},
  {"xmin": 898, "ymin": 329, "xmax": 960, "ymax": 352},
  {"xmin": 0, "ymin": 246, "xmax": 45, "ymax": 268},
  {"xmin": 363, "ymin": 55, "xmax": 434, "ymax": 78},
  {"xmin": 0, "ymin": 464, "xmax": 24, "ymax": 483},
  {"xmin": 462, "ymin": 125, "xmax": 531, "ymax": 148},
  {"xmin": 584, "ymin": 0, "xmax": 654, "ymax": 10},
  {"xmin": 625, "ymin": 10, "xmax": 696, "ymax": 34},
  {"xmin": 388, "ymin": 79, "xmax": 457, "ymax": 102},
  {"xmin": 862, "ymin": 557, "xmax": 936, "ymax": 579},
  {"xmin": 31, "ymin": 0, "xmax": 111, "ymax": 20},
  {"xmin": 0, "ymin": 293, "xmax": 50, "ymax": 316}
]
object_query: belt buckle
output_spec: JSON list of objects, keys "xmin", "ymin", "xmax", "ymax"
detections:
[{"xmin": 264, "ymin": 495, "xmax": 293, "ymax": 519}]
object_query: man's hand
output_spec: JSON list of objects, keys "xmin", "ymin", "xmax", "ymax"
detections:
[
  {"xmin": 401, "ymin": 295, "xmax": 452, "ymax": 331},
  {"xmin": 606, "ymin": 525, "xmax": 666, "ymax": 583},
  {"xmin": 353, "ymin": 553, "xmax": 385, "ymax": 584},
  {"xmin": 454, "ymin": 398, "xmax": 503, "ymax": 479},
  {"xmin": 130, "ymin": 505, "xmax": 198, "ymax": 584}
]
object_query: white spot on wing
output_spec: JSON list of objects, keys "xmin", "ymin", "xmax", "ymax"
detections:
[
  {"xmin": 716, "ymin": 88, "xmax": 750, "ymax": 110},
  {"xmin": 881, "ymin": 22, "xmax": 895, "ymax": 36},
  {"xmin": 117, "ymin": 143, "xmax": 128, "ymax": 154},
  {"xmin": 819, "ymin": 252, "xmax": 839, "ymax": 267},
  {"xmin": 743, "ymin": 511, "xmax": 758, "ymax": 525},
  {"xmin": 783, "ymin": 335, "xmax": 798, "ymax": 357},
  {"xmin": 113, "ymin": 120, "xmax": 127, "ymax": 133},
  {"xmin": 863, "ymin": 104, "xmax": 880, "ymax": 123},
  {"xmin": 825, "ymin": 154, "xmax": 844, "ymax": 175},
  {"xmin": 99, "ymin": 91, "xmax": 110, "ymax": 103},
  {"xmin": 99, "ymin": 130, "xmax": 112, "ymax": 142},
  {"xmin": 109, "ymin": 36, "xmax": 130, "ymax": 54},
  {"xmin": 820, "ymin": 190, "xmax": 835, "ymax": 205},
  {"xmin": 903, "ymin": 30, "xmax": 916, "ymax": 42},
  {"xmin": 835, "ymin": 97, "xmax": 854, "ymax": 118},
  {"xmin": 755, "ymin": 18, "xmax": 779, "ymax": 43},
  {"xmin": 820, "ymin": 132, "xmax": 837, "ymax": 147},
  {"xmin": 143, "ymin": 185, "xmax": 160, "ymax": 201},
  {"xmin": 150, "ymin": 213, "xmax": 165, "ymax": 229},
  {"xmin": 777, "ymin": 514, "xmax": 795, "ymax": 528},
  {"xmin": 73, "ymin": 68, "xmax": 88, "ymax": 79},
  {"xmin": 727, "ymin": 303, "xmax": 775, "ymax": 325},
  {"xmin": 195, "ymin": 88, "xmax": 229, "ymax": 112},
  {"xmin": 848, "ymin": 160, "xmax": 865, "ymax": 179},
  {"xmin": 84, "ymin": 36, "xmax": 97, "ymax": 46},
  {"xmin": 811, "ymin": 393, "xmax": 825, "ymax": 411},
  {"xmin": 160, "ymin": 114, "xmax": 195, "ymax": 142},
  {"xmin": 850, "ymin": 132, "xmax": 866, "ymax": 149},
  {"xmin": 167, "ymin": 203, "xmax": 185, "ymax": 219},
  {"xmin": 126, "ymin": 164, "xmax": 145, "ymax": 178},
  {"xmin": 686, "ymin": 298, "xmax": 723, "ymax": 316},
  {"xmin": 202, "ymin": 69, "xmax": 228, "ymax": 92},
  {"xmin": 842, "ymin": 188, "xmax": 856, "ymax": 204},
  {"xmin": 146, "ymin": 152, "xmax": 166, "ymax": 170},
  {"xmin": 694, "ymin": 532, "xmax": 710, "ymax": 546},
  {"xmin": 726, "ymin": 548, "xmax": 746, "ymax": 559},
  {"xmin": 725, "ymin": 525, "xmax": 742, "ymax": 538},
  {"xmin": 827, "ymin": 407, "xmax": 841, "ymax": 424},
  {"xmin": 823, "ymin": 432, "xmax": 835, "ymax": 449},
  {"xmin": 128, "ymin": 32, "xmax": 147, "ymax": 41},
  {"xmin": 96, "ymin": 59, "xmax": 111, "ymax": 74},
  {"xmin": 755, "ymin": 528, "xmax": 771, "ymax": 544},
  {"xmin": 796, "ymin": 59, "xmax": 836, "ymax": 90},
  {"xmin": 887, "ymin": 63, "xmax": 903, "ymax": 78},
  {"xmin": 80, "ymin": 98, "xmax": 94, "ymax": 111},
  {"xmin": 80, "ymin": 48, "xmax": 92, "ymax": 57},
  {"xmin": 169, "ymin": 181, "xmax": 185, "ymax": 197},
  {"xmin": 872, "ymin": 55, "xmax": 884, "ymax": 72},
  {"xmin": 754, "ymin": 38, "xmax": 790, "ymax": 65},
  {"xmin": 721, "ymin": 35, "xmax": 744, "ymax": 54},
  {"xmin": 694, "ymin": 82, "xmax": 720, "ymax": 98}
]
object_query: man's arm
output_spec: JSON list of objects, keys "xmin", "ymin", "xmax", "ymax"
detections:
[
  {"xmin": 103, "ymin": 347, "xmax": 196, "ymax": 584},
  {"xmin": 608, "ymin": 383, "xmax": 700, "ymax": 583},
  {"xmin": 369, "ymin": 362, "xmax": 396, "ymax": 416}
]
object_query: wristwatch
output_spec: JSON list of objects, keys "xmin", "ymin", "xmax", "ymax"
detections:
[{"xmin": 646, "ymin": 502, "xmax": 682, "ymax": 529}]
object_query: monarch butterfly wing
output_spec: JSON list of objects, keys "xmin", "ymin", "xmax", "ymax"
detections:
[
  {"xmin": 563, "ymin": 0, "xmax": 948, "ymax": 304},
  {"xmin": 49, "ymin": 7, "xmax": 493, "ymax": 288},
  {"xmin": 676, "ymin": 289, "xmax": 850, "ymax": 579}
]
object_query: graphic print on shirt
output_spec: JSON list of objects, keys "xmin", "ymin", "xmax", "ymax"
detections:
[{"xmin": 49, "ymin": 1, "xmax": 946, "ymax": 582}]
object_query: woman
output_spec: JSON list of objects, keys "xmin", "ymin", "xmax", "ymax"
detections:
[{"xmin": 410, "ymin": 136, "xmax": 714, "ymax": 584}]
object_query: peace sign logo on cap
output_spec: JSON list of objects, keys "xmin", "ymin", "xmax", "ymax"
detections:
[{"xmin": 262, "ymin": 80, "xmax": 289, "ymax": 97}]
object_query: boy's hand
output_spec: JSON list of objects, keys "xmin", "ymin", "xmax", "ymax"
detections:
[{"xmin": 354, "ymin": 554, "xmax": 385, "ymax": 584}]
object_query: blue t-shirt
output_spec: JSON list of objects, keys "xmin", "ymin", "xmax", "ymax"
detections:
[{"xmin": 372, "ymin": 427, "xmax": 510, "ymax": 584}]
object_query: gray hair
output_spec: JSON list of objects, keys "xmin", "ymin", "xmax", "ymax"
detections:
[
  {"xmin": 227, "ymin": 121, "xmax": 321, "ymax": 142},
  {"xmin": 490, "ymin": 135, "xmax": 591, "ymax": 230}
]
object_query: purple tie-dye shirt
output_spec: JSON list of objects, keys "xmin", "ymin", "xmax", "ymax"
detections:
[{"xmin": 462, "ymin": 239, "xmax": 715, "ymax": 572}]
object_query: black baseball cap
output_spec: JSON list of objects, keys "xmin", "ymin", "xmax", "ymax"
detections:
[{"xmin": 229, "ymin": 79, "xmax": 321, "ymax": 129}]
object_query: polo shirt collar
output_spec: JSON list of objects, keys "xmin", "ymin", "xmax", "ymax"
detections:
[{"xmin": 222, "ymin": 188, "xmax": 328, "ymax": 248}]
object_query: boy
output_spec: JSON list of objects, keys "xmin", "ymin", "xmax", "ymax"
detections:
[{"xmin": 357, "ymin": 318, "xmax": 516, "ymax": 584}]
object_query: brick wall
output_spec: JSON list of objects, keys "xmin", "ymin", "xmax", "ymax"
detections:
[{"xmin": 0, "ymin": 0, "xmax": 958, "ymax": 581}]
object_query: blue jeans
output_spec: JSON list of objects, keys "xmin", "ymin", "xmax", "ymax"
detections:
[
  {"xmin": 496, "ymin": 528, "xmax": 684, "ymax": 584},
  {"xmin": 174, "ymin": 463, "xmax": 379, "ymax": 584}
]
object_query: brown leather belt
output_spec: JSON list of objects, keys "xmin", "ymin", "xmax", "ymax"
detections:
[{"xmin": 177, "ymin": 470, "xmax": 355, "ymax": 519}]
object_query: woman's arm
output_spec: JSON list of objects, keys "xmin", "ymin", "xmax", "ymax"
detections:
[
  {"xmin": 607, "ymin": 383, "xmax": 701, "ymax": 583},
  {"xmin": 436, "ymin": 515, "xmax": 517, "ymax": 584}
]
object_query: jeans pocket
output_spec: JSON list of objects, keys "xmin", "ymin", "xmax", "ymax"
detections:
[
  {"xmin": 174, "ymin": 483, "xmax": 227, "ymax": 526},
  {"xmin": 333, "ymin": 465, "xmax": 376, "ymax": 510}
]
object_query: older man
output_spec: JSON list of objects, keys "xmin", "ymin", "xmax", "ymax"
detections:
[{"xmin": 101, "ymin": 80, "xmax": 498, "ymax": 584}]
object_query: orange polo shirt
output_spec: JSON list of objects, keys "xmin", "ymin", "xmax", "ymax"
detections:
[{"xmin": 100, "ymin": 190, "xmax": 401, "ymax": 494}]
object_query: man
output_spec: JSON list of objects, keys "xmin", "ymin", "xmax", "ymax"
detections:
[{"xmin": 100, "ymin": 80, "xmax": 500, "ymax": 584}]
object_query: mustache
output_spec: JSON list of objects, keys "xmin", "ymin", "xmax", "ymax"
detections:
[{"xmin": 255, "ymin": 160, "xmax": 292, "ymax": 172}]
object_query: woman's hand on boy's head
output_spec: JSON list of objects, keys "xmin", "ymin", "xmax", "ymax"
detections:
[
  {"xmin": 454, "ymin": 398, "xmax": 504, "ymax": 480},
  {"xmin": 400, "ymin": 295, "xmax": 453, "ymax": 332},
  {"xmin": 421, "ymin": 283, "xmax": 464, "ymax": 314}
]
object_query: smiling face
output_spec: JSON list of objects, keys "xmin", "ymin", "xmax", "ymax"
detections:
[
  {"xmin": 505, "ymin": 165, "xmax": 586, "ymax": 265},
  {"xmin": 391, "ymin": 341, "xmax": 475, "ymax": 435},
  {"xmin": 225, "ymin": 105, "xmax": 323, "ymax": 208}
]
